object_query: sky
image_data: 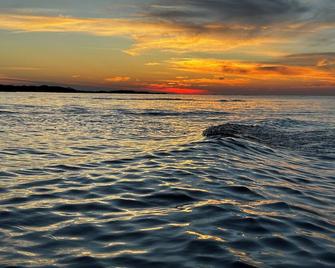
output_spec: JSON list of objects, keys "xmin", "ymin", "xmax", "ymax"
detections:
[{"xmin": 0, "ymin": 0, "xmax": 335, "ymax": 94}]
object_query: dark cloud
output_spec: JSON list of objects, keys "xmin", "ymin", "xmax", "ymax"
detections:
[
  {"xmin": 285, "ymin": 52, "xmax": 335, "ymax": 59},
  {"xmin": 221, "ymin": 63, "xmax": 305, "ymax": 76},
  {"xmin": 146, "ymin": 0, "xmax": 312, "ymax": 25},
  {"xmin": 137, "ymin": 1, "xmax": 335, "ymax": 57},
  {"xmin": 279, "ymin": 52, "xmax": 335, "ymax": 67},
  {"xmin": 256, "ymin": 65, "xmax": 300, "ymax": 75},
  {"xmin": 221, "ymin": 65, "xmax": 249, "ymax": 74}
]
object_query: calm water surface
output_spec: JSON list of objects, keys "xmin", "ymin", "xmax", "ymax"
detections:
[{"xmin": 0, "ymin": 93, "xmax": 334, "ymax": 267}]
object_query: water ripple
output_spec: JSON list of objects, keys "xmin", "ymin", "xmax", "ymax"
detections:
[{"xmin": 0, "ymin": 94, "xmax": 334, "ymax": 267}]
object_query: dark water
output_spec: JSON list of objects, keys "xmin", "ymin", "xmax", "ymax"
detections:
[{"xmin": 0, "ymin": 93, "xmax": 334, "ymax": 267}]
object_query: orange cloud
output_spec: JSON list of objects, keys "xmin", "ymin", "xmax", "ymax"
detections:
[
  {"xmin": 0, "ymin": 14, "xmax": 279, "ymax": 55},
  {"xmin": 317, "ymin": 58, "xmax": 335, "ymax": 68},
  {"xmin": 170, "ymin": 58, "xmax": 334, "ymax": 77},
  {"xmin": 145, "ymin": 62, "xmax": 160, "ymax": 66},
  {"xmin": 105, "ymin": 76, "xmax": 131, "ymax": 82},
  {"xmin": 167, "ymin": 58, "xmax": 335, "ymax": 89}
]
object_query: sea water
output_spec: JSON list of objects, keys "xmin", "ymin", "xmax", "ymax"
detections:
[{"xmin": 0, "ymin": 93, "xmax": 334, "ymax": 267}]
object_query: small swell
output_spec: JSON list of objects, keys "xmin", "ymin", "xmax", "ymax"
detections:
[
  {"xmin": 144, "ymin": 191, "xmax": 198, "ymax": 205},
  {"xmin": 203, "ymin": 122, "xmax": 335, "ymax": 153},
  {"xmin": 0, "ymin": 110, "xmax": 16, "ymax": 114},
  {"xmin": 219, "ymin": 99, "xmax": 246, "ymax": 103},
  {"xmin": 92, "ymin": 97, "xmax": 198, "ymax": 101},
  {"xmin": 59, "ymin": 106, "xmax": 91, "ymax": 114},
  {"xmin": 257, "ymin": 118, "xmax": 325, "ymax": 130},
  {"xmin": 117, "ymin": 109, "xmax": 230, "ymax": 117}
]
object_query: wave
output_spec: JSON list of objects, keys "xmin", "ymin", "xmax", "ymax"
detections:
[
  {"xmin": 255, "ymin": 118, "xmax": 327, "ymax": 130},
  {"xmin": 92, "ymin": 97, "xmax": 198, "ymax": 101},
  {"xmin": 218, "ymin": 99, "xmax": 246, "ymax": 103},
  {"xmin": 203, "ymin": 122, "xmax": 335, "ymax": 153},
  {"xmin": 116, "ymin": 109, "xmax": 231, "ymax": 117},
  {"xmin": 0, "ymin": 110, "xmax": 16, "ymax": 114},
  {"xmin": 2, "ymin": 132, "xmax": 334, "ymax": 267},
  {"xmin": 59, "ymin": 106, "xmax": 92, "ymax": 114}
]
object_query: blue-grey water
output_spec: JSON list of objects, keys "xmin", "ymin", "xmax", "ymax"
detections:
[{"xmin": 0, "ymin": 93, "xmax": 334, "ymax": 268}]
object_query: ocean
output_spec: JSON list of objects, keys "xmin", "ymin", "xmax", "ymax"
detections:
[{"xmin": 0, "ymin": 93, "xmax": 334, "ymax": 267}]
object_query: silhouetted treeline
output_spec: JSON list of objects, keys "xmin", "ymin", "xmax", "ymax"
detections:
[{"xmin": 0, "ymin": 84, "xmax": 163, "ymax": 94}]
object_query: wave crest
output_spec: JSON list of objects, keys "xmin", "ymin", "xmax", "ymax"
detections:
[{"xmin": 203, "ymin": 123, "xmax": 335, "ymax": 153}]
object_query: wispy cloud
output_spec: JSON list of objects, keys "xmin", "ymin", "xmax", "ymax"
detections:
[
  {"xmin": 145, "ymin": 62, "xmax": 161, "ymax": 66},
  {"xmin": 105, "ymin": 76, "xmax": 131, "ymax": 82},
  {"xmin": 0, "ymin": 66, "xmax": 41, "ymax": 71},
  {"xmin": 278, "ymin": 52, "xmax": 335, "ymax": 68},
  {"xmin": 0, "ymin": 12, "xmax": 326, "ymax": 56},
  {"xmin": 165, "ymin": 57, "xmax": 335, "ymax": 90},
  {"xmin": 145, "ymin": 0, "xmax": 309, "ymax": 25}
]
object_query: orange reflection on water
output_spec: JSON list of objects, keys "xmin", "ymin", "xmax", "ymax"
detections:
[{"xmin": 186, "ymin": 231, "xmax": 226, "ymax": 242}]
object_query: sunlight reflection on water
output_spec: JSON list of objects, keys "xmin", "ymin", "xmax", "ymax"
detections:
[{"xmin": 0, "ymin": 93, "xmax": 334, "ymax": 267}]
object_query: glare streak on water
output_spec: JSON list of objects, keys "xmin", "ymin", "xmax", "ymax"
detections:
[{"xmin": 0, "ymin": 93, "xmax": 335, "ymax": 268}]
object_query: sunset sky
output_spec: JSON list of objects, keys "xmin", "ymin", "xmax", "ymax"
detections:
[{"xmin": 0, "ymin": 0, "xmax": 335, "ymax": 94}]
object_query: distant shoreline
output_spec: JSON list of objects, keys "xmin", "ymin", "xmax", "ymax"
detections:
[
  {"xmin": 1, "ymin": 84, "xmax": 334, "ymax": 96},
  {"xmin": 0, "ymin": 85, "xmax": 165, "ymax": 94}
]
